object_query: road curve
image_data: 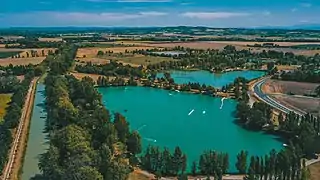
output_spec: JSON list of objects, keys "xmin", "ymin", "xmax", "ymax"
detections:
[
  {"xmin": 252, "ymin": 77, "xmax": 305, "ymax": 116},
  {"xmin": 1, "ymin": 78, "xmax": 38, "ymax": 180}
]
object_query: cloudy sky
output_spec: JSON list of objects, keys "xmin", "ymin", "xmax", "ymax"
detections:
[{"xmin": 1, "ymin": 0, "xmax": 319, "ymax": 27}]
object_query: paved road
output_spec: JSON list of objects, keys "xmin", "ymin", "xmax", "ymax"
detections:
[
  {"xmin": 1, "ymin": 78, "xmax": 37, "ymax": 180},
  {"xmin": 252, "ymin": 77, "xmax": 305, "ymax": 116}
]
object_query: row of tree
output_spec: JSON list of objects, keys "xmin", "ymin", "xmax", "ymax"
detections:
[
  {"xmin": 75, "ymin": 61, "xmax": 145, "ymax": 78},
  {"xmin": 147, "ymin": 45, "xmax": 320, "ymax": 72},
  {"xmin": 140, "ymin": 145, "xmax": 310, "ymax": 180},
  {"xmin": 35, "ymin": 44, "xmax": 142, "ymax": 180},
  {"xmin": 0, "ymin": 64, "xmax": 36, "ymax": 76},
  {"xmin": 0, "ymin": 72, "xmax": 35, "ymax": 173}
]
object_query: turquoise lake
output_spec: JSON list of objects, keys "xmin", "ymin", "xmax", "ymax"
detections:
[
  {"xmin": 99, "ymin": 86, "xmax": 283, "ymax": 172},
  {"xmin": 22, "ymin": 84, "xmax": 48, "ymax": 180},
  {"xmin": 158, "ymin": 70, "xmax": 266, "ymax": 88}
]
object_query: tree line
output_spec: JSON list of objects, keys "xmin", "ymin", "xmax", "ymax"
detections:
[
  {"xmin": 0, "ymin": 72, "xmax": 35, "ymax": 173},
  {"xmin": 140, "ymin": 145, "xmax": 310, "ymax": 180},
  {"xmin": 34, "ymin": 44, "xmax": 142, "ymax": 180},
  {"xmin": 147, "ymin": 45, "xmax": 320, "ymax": 72},
  {"xmin": 75, "ymin": 61, "xmax": 144, "ymax": 78}
]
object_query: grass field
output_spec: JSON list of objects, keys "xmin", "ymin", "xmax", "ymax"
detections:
[
  {"xmin": 0, "ymin": 94, "xmax": 11, "ymax": 122},
  {"xmin": 108, "ymin": 54, "xmax": 175, "ymax": 66},
  {"xmin": 38, "ymin": 37, "xmax": 63, "ymax": 42},
  {"xmin": 76, "ymin": 46, "xmax": 161, "ymax": 58},
  {"xmin": 0, "ymin": 57, "xmax": 46, "ymax": 66},
  {"xmin": 310, "ymin": 162, "xmax": 320, "ymax": 180},
  {"xmin": 0, "ymin": 51, "xmax": 23, "ymax": 58},
  {"xmin": 76, "ymin": 57, "xmax": 111, "ymax": 65}
]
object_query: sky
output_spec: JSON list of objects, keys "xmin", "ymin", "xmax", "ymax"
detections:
[{"xmin": 1, "ymin": 0, "xmax": 320, "ymax": 27}]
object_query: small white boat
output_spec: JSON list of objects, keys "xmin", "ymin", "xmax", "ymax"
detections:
[
  {"xmin": 283, "ymin": 144, "xmax": 288, "ymax": 147},
  {"xmin": 175, "ymin": 90, "xmax": 180, "ymax": 92},
  {"xmin": 202, "ymin": 111, "xmax": 206, "ymax": 114}
]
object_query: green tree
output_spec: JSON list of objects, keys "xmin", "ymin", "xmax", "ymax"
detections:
[
  {"xmin": 127, "ymin": 131, "xmax": 142, "ymax": 155},
  {"xmin": 191, "ymin": 161, "xmax": 197, "ymax": 176},
  {"xmin": 114, "ymin": 113, "xmax": 130, "ymax": 143},
  {"xmin": 97, "ymin": 50, "xmax": 104, "ymax": 56},
  {"xmin": 236, "ymin": 150, "xmax": 248, "ymax": 174}
]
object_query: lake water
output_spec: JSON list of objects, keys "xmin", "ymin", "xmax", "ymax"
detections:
[
  {"xmin": 158, "ymin": 70, "xmax": 265, "ymax": 88},
  {"xmin": 22, "ymin": 84, "xmax": 48, "ymax": 180},
  {"xmin": 99, "ymin": 86, "xmax": 282, "ymax": 172}
]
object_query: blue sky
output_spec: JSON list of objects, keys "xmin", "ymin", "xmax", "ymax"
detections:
[{"xmin": 1, "ymin": 0, "xmax": 319, "ymax": 27}]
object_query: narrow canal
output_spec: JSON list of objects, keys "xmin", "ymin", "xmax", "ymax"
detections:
[{"xmin": 21, "ymin": 84, "xmax": 48, "ymax": 180}]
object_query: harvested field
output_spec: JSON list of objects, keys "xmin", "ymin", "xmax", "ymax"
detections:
[
  {"xmin": 272, "ymin": 94, "xmax": 320, "ymax": 115},
  {"xmin": 310, "ymin": 161, "xmax": 320, "ymax": 180},
  {"xmin": 206, "ymin": 41, "xmax": 320, "ymax": 46},
  {"xmin": 143, "ymin": 41, "xmax": 320, "ymax": 56},
  {"xmin": 0, "ymin": 94, "xmax": 11, "ymax": 122},
  {"xmin": 108, "ymin": 54, "xmax": 175, "ymax": 66},
  {"xmin": 262, "ymin": 79, "xmax": 319, "ymax": 95},
  {"xmin": 276, "ymin": 65, "xmax": 300, "ymax": 71},
  {"xmin": 76, "ymin": 46, "xmax": 161, "ymax": 58},
  {"xmin": 76, "ymin": 57, "xmax": 110, "ymax": 65},
  {"xmin": 0, "ymin": 57, "xmax": 45, "ymax": 66},
  {"xmin": 128, "ymin": 171, "xmax": 151, "ymax": 180},
  {"xmin": 95, "ymin": 41, "xmax": 154, "ymax": 46},
  {"xmin": 38, "ymin": 37, "xmax": 63, "ymax": 42},
  {"xmin": 70, "ymin": 72, "xmax": 107, "ymax": 82},
  {"xmin": 144, "ymin": 41, "xmax": 246, "ymax": 50}
]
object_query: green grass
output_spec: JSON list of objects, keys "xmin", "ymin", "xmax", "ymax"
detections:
[
  {"xmin": 108, "ymin": 55, "xmax": 176, "ymax": 66},
  {"xmin": 0, "ymin": 51, "xmax": 22, "ymax": 58},
  {"xmin": 0, "ymin": 94, "xmax": 11, "ymax": 122}
]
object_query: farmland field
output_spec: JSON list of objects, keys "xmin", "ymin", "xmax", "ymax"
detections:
[
  {"xmin": 262, "ymin": 79, "xmax": 319, "ymax": 95},
  {"xmin": 0, "ymin": 94, "xmax": 11, "ymax": 122},
  {"xmin": 76, "ymin": 46, "xmax": 162, "ymax": 58},
  {"xmin": 108, "ymin": 54, "xmax": 175, "ymax": 66},
  {"xmin": 0, "ymin": 57, "xmax": 46, "ymax": 66},
  {"xmin": 38, "ymin": 37, "xmax": 63, "ymax": 42},
  {"xmin": 76, "ymin": 57, "xmax": 110, "ymax": 65}
]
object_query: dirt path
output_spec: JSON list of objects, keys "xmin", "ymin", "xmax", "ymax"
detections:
[{"xmin": 1, "ymin": 78, "xmax": 38, "ymax": 180}]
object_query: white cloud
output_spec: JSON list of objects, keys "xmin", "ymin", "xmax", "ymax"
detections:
[
  {"xmin": 262, "ymin": 11, "xmax": 271, "ymax": 16},
  {"xmin": 299, "ymin": 20, "xmax": 310, "ymax": 23},
  {"xmin": 86, "ymin": 0, "xmax": 171, "ymax": 2},
  {"xmin": 118, "ymin": 0, "xmax": 170, "ymax": 2},
  {"xmin": 300, "ymin": 3, "xmax": 312, "ymax": 7},
  {"xmin": 180, "ymin": 2, "xmax": 192, "ymax": 5},
  {"xmin": 291, "ymin": 8, "xmax": 297, "ymax": 12},
  {"xmin": 181, "ymin": 12, "xmax": 250, "ymax": 19},
  {"xmin": 139, "ymin": 11, "xmax": 167, "ymax": 16}
]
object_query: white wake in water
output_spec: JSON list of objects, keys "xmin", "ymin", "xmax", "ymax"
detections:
[
  {"xmin": 137, "ymin": 125, "xmax": 147, "ymax": 131},
  {"xmin": 188, "ymin": 109, "xmax": 195, "ymax": 116},
  {"xmin": 144, "ymin": 138, "xmax": 157, "ymax": 143},
  {"xmin": 220, "ymin": 97, "xmax": 227, "ymax": 109}
]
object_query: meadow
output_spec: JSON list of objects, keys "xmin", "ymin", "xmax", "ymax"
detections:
[{"xmin": 0, "ymin": 94, "xmax": 11, "ymax": 122}]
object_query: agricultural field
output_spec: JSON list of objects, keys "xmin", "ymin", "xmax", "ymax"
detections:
[
  {"xmin": 271, "ymin": 94, "xmax": 320, "ymax": 115},
  {"xmin": 76, "ymin": 46, "xmax": 161, "ymax": 58},
  {"xmin": 76, "ymin": 57, "xmax": 110, "ymax": 65},
  {"xmin": 310, "ymin": 162, "xmax": 320, "ymax": 180},
  {"xmin": 38, "ymin": 37, "xmax": 63, "ymax": 42},
  {"xmin": 0, "ymin": 57, "xmax": 46, "ymax": 66},
  {"xmin": 70, "ymin": 72, "xmax": 105, "ymax": 82},
  {"xmin": 262, "ymin": 79, "xmax": 319, "ymax": 95},
  {"xmin": 0, "ymin": 94, "xmax": 11, "ymax": 122},
  {"xmin": 0, "ymin": 51, "xmax": 23, "ymax": 58},
  {"xmin": 108, "ymin": 54, "xmax": 175, "ymax": 66}
]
